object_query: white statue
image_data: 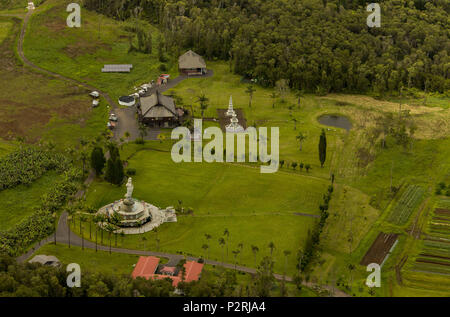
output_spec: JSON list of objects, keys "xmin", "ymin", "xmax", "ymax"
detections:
[{"xmin": 125, "ymin": 177, "xmax": 134, "ymax": 199}]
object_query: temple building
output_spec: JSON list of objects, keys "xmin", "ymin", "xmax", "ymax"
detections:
[
  {"xmin": 178, "ymin": 50, "xmax": 207, "ymax": 76},
  {"xmin": 137, "ymin": 91, "xmax": 184, "ymax": 128}
]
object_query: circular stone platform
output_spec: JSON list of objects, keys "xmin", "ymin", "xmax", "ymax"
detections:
[{"xmin": 96, "ymin": 177, "xmax": 177, "ymax": 234}]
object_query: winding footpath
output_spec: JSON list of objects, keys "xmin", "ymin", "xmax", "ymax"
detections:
[{"xmin": 10, "ymin": 10, "xmax": 349, "ymax": 297}]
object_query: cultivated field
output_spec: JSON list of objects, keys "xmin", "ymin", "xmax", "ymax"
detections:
[{"xmin": 388, "ymin": 185, "xmax": 426, "ymax": 225}]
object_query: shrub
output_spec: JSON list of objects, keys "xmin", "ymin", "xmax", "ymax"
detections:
[
  {"xmin": 159, "ymin": 63, "xmax": 167, "ymax": 71},
  {"xmin": 134, "ymin": 138, "xmax": 145, "ymax": 144},
  {"xmin": 126, "ymin": 168, "xmax": 136, "ymax": 176}
]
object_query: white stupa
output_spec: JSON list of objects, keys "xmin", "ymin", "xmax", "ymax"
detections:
[
  {"xmin": 226, "ymin": 96, "xmax": 236, "ymax": 117},
  {"xmin": 226, "ymin": 111, "xmax": 244, "ymax": 133}
]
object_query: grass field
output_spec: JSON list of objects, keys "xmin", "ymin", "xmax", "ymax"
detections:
[
  {"xmin": 23, "ymin": 0, "xmax": 178, "ymax": 102},
  {"xmin": 0, "ymin": 171, "xmax": 62, "ymax": 230},
  {"xmin": 80, "ymin": 143, "xmax": 326, "ymax": 276},
  {"xmin": 0, "ymin": 14, "xmax": 107, "ymax": 148}
]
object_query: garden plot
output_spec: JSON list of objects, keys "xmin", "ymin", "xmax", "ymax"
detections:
[
  {"xmin": 388, "ymin": 185, "xmax": 425, "ymax": 225},
  {"xmin": 360, "ymin": 232, "xmax": 398, "ymax": 266}
]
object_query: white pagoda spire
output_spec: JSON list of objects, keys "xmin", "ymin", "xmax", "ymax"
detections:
[{"xmin": 226, "ymin": 95, "xmax": 235, "ymax": 117}]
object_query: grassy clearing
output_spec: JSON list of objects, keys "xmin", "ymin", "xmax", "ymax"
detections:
[
  {"xmin": 0, "ymin": 171, "xmax": 62, "ymax": 230},
  {"xmin": 24, "ymin": 0, "xmax": 178, "ymax": 102},
  {"xmin": 0, "ymin": 15, "xmax": 105, "ymax": 148}
]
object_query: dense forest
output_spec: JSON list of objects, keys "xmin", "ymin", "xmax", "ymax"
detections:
[{"xmin": 83, "ymin": 0, "xmax": 450, "ymax": 94}]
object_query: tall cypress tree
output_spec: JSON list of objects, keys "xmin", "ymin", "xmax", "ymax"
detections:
[
  {"xmin": 91, "ymin": 147, "xmax": 105, "ymax": 175},
  {"xmin": 104, "ymin": 158, "xmax": 115, "ymax": 184},
  {"xmin": 319, "ymin": 129, "xmax": 327, "ymax": 168},
  {"xmin": 114, "ymin": 158, "xmax": 124, "ymax": 185}
]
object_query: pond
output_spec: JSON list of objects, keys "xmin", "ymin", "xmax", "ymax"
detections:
[{"xmin": 317, "ymin": 114, "xmax": 352, "ymax": 131}]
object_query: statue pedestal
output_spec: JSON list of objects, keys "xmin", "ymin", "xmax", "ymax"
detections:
[{"xmin": 123, "ymin": 198, "xmax": 134, "ymax": 213}]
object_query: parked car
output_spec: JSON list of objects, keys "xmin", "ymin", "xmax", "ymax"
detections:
[
  {"xmin": 109, "ymin": 113, "xmax": 118, "ymax": 122},
  {"xmin": 107, "ymin": 121, "xmax": 116, "ymax": 129},
  {"xmin": 89, "ymin": 91, "xmax": 100, "ymax": 98}
]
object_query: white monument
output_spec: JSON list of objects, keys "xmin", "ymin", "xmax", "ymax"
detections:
[
  {"xmin": 226, "ymin": 96, "xmax": 236, "ymax": 117},
  {"xmin": 97, "ymin": 177, "xmax": 177, "ymax": 234},
  {"xmin": 226, "ymin": 111, "xmax": 244, "ymax": 133}
]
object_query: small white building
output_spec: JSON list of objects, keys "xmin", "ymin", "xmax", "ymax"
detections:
[
  {"xmin": 27, "ymin": 2, "xmax": 35, "ymax": 10},
  {"xmin": 29, "ymin": 255, "xmax": 61, "ymax": 267}
]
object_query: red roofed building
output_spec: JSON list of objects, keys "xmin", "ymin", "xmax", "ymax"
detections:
[{"xmin": 132, "ymin": 256, "xmax": 204, "ymax": 287}]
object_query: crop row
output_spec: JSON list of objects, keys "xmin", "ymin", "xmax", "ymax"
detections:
[
  {"xmin": 388, "ymin": 185, "xmax": 425, "ymax": 225},
  {"xmin": 0, "ymin": 146, "xmax": 70, "ymax": 191}
]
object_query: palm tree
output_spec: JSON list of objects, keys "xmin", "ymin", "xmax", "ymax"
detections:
[
  {"xmin": 105, "ymin": 224, "xmax": 115, "ymax": 254},
  {"xmin": 232, "ymin": 250, "xmax": 240, "ymax": 269},
  {"xmin": 297, "ymin": 249, "xmax": 303, "ymax": 275},
  {"xmin": 223, "ymin": 229, "xmax": 230, "ymax": 260},
  {"xmin": 196, "ymin": 94, "xmax": 209, "ymax": 118},
  {"xmin": 142, "ymin": 236, "xmax": 147, "ymax": 251},
  {"xmin": 283, "ymin": 250, "xmax": 291, "ymax": 276},
  {"xmin": 268, "ymin": 241, "xmax": 275, "ymax": 257},
  {"xmin": 270, "ymin": 91, "xmax": 277, "ymax": 108},
  {"xmin": 138, "ymin": 124, "xmax": 147, "ymax": 140},
  {"xmin": 98, "ymin": 214, "xmax": 106, "ymax": 244},
  {"xmin": 218, "ymin": 238, "xmax": 226, "ymax": 264},
  {"xmin": 52, "ymin": 213, "xmax": 57, "ymax": 245},
  {"xmin": 245, "ymin": 85, "xmax": 256, "ymax": 108},
  {"xmin": 238, "ymin": 242, "xmax": 244, "ymax": 264},
  {"xmin": 251, "ymin": 245, "xmax": 259, "ymax": 267},
  {"xmin": 79, "ymin": 215, "xmax": 87, "ymax": 250},
  {"xmin": 67, "ymin": 215, "xmax": 72, "ymax": 248},
  {"xmin": 291, "ymin": 118, "xmax": 298, "ymax": 130},
  {"xmin": 80, "ymin": 151, "xmax": 88, "ymax": 175},
  {"xmin": 202, "ymin": 244, "xmax": 209, "ymax": 259},
  {"xmin": 94, "ymin": 216, "xmax": 99, "ymax": 252},
  {"xmin": 295, "ymin": 90, "xmax": 303, "ymax": 107},
  {"xmin": 296, "ymin": 132, "xmax": 306, "ymax": 151}
]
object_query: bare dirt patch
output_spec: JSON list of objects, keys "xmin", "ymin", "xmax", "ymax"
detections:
[
  {"xmin": 63, "ymin": 40, "xmax": 112, "ymax": 58},
  {"xmin": 360, "ymin": 232, "xmax": 398, "ymax": 266},
  {"xmin": 0, "ymin": 17, "xmax": 92, "ymax": 142}
]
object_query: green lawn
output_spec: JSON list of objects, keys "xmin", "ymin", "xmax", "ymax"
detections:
[
  {"xmin": 80, "ymin": 143, "xmax": 326, "ymax": 276},
  {"xmin": 34, "ymin": 243, "xmax": 141, "ymax": 276},
  {"xmin": 0, "ymin": 171, "xmax": 62, "ymax": 230}
]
